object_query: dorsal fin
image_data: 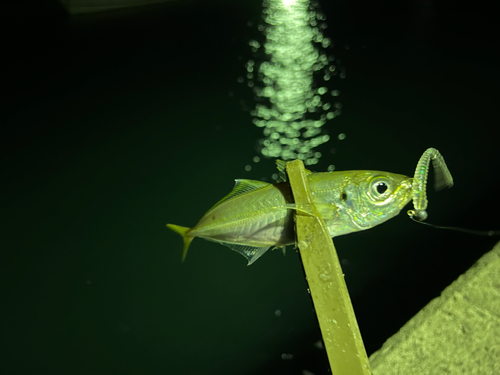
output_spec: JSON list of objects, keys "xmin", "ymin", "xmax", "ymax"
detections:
[
  {"xmin": 208, "ymin": 179, "xmax": 270, "ymax": 211},
  {"xmin": 276, "ymin": 159, "xmax": 313, "ymax": 182},
  {"xmin": 276, "ymin": 160, "xmax": 288, "ymax": 182},
  {"xmin": 232, "ymin": 179, "xmax": 269, "ymax": 195}
]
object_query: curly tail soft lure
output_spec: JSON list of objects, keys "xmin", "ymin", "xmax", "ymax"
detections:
[
  {"xmin": 408, "ymin": 148, "xmax": 454, "ymax": 222},
  {"xmin": 408, "ymin": 148, "xmax": 500, "ymax": 236}
]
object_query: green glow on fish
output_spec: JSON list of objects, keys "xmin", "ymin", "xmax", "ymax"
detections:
[
  {"xmin": 167, "ymin": 161, "xmax": 413, "ymax": 265},
  {"xmin": 246, "ymin": 0, "xmax": 345, "ymax": 165}
]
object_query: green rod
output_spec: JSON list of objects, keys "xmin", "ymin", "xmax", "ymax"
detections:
[{"xmin": 286, "ymin": 159, "xmax": 372, "ymax": 375}]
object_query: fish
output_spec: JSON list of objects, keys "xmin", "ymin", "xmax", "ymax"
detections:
[{"xmin": 167, "ymin": 161, "xmax": 414, "ymax": 265}]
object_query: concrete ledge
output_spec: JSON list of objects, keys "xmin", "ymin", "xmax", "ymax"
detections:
[{"xmin": 369, "ymin": 241, "xmax": 500, "ymax": 374}]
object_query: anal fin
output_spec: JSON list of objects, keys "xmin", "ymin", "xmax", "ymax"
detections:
[{"xmin": 220, "ymin": 243, "xmax": 271, "ymax": 265}]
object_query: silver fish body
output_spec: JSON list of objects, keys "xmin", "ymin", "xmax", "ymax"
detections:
[
  {"xmin": 193, "ymin": 181, "xmax": 295, "ymax": 247},
  {"xmin": 167, "ymin": 168, "xmax": 413, "ymax": 264}
]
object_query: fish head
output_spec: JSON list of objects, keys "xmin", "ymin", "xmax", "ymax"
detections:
[{"xmin": 333, "ymin": 171, "xmax": 413, "ymax": 234}]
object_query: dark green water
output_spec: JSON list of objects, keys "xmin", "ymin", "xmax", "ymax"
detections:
[{"xmin": 2, "ymin": 1, "xmax": 499, "ymax": 374}]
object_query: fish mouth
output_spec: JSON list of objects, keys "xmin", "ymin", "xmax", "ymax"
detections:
[
  {"xmin": 374, "ymin": 178, "xmax": 413, "ymax": 207},
  {"xmin": 394, "ymin": 178, "xmax": 414, "ymax": 205},
  {"xmin": 371, "ymin": 177, "xmax": 413, "ymax": 207}
]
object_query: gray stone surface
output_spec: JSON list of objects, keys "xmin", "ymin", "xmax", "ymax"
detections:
[{"xmin": 369, "ymin": 241, "xmax": 500, "ymax": 374}]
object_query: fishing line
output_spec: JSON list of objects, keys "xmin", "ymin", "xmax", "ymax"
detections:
[{"xmin": 409, "ymin": 216, "xmax": 500, "ymax": 237}]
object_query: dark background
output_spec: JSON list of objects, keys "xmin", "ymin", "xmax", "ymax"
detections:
[{"xmin": 1, "ymin": 0, "xmax": 499, "ymax": 374}]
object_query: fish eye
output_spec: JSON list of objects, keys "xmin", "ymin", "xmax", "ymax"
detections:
[
  {"xmin": 376, "ymin": 182, "xmax": 388, "ymax": 194},
  {"xmin": 369, "ymin": 177, "xmax": 392, "ymax": 200}
]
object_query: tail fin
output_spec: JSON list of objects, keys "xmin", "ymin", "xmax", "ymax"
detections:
[{"xmin": 166, "ymin": 224, "xmax": 194, "ymax": 261}]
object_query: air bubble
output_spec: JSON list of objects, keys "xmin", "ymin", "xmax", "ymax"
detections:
[
  {"xmin": 314, "ymin": 340, "xmax": 324, "ymax": 349},
  {"xmin": 247, "ymin": 0, "xmax": 343, "ymax": 165}
]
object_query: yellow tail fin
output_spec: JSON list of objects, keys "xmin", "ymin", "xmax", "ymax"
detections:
[{"xmin": 166, "ymin": 224, "xmax": 194, "ymax": 261}]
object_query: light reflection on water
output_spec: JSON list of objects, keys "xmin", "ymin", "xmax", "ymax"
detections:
[{"xmin": 243, "ymin": 0, "xmax": 346, "ymax": 168}]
